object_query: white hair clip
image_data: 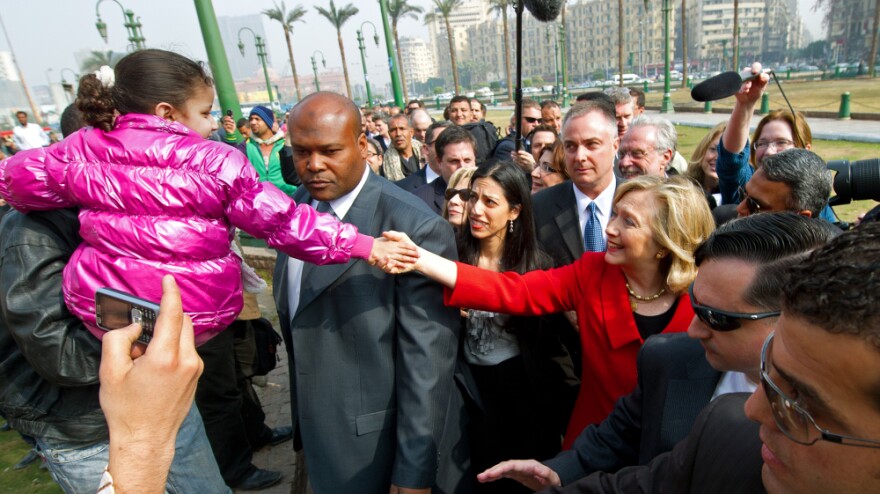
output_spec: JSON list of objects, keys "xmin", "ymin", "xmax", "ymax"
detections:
[{"xmin": 93, "ymin": 65, "xmax": 115, "ymax": 88}]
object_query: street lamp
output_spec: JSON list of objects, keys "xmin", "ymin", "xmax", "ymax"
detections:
[
  {"xmin": 378, "ymin": 0, "xmax": 405, "ymax": 108},
  {"xmin": 357, "ymin": 21, "xmax": 380, "ymax": 106},
  {"xmin": 238, "ymin": 27, "xmax": 274, "ymax": 105},
  {"xmin": 311, "ymin": 51, "xmax": 326, "ymax": 92},
  {"xmin": 60, "ymin": 68, "xmax": 79, "ymax": 103},
  {"xmin": 660, "ymin": 0, "xmax": 674, "ymax": 113},
  {"xmin": 95, "ymin": 0, "xmax": 146, "ymax": 51}
]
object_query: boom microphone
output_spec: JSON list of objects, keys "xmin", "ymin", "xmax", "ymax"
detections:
[
  {"xmin": 690, "ymin": 70, "xmax": 772, "ymax": 102},
  {"xmin": 523, "ymin": 0, "xmax": 563, "ymax": 22}
]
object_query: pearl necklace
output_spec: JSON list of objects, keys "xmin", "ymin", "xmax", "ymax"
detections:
[{"xmin": 625, "ymin": 282, "xmax": 667, "ymax": 311}]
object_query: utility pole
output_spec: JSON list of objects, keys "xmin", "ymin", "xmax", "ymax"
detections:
[
  {"xmin": 378, "ymin": 0, "xmax": 404, "ymax": 107},
  {"xmin": 193, "ymin": 0, "xmax": 242, "ymax": 123}
]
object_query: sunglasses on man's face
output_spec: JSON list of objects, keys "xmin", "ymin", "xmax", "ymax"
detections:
[
  {"xmin": 688, "ymin": 282, "xmax": 780, "ymax": 331},
  {"xmin": 523, "ymin": 116, "xmax": 541, "ymax": 124},
  {"xmin": 444, "ymin": 188, "xmax": 474, "ymax": 201},
  {"xmin": 738, "ymin": 185, "xmax": 763, "ymax": 215}
]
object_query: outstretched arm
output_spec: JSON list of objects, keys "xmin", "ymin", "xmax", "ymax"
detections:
[
  {"xmin": 477, "ymin": 460, "xmax": 561, "ymax": 491},
  {"xmin": 722, "ymin": 62, "xmax": 769, "ymax": 154}
]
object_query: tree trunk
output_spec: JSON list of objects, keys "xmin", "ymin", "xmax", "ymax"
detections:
[
  {"xmin": 732, "ymin": 0, "xmax": 739, "ymax": 71},
  {"xmin": 393, "ymin": 21, "xmax": 409, "ymax": 102},
  {"xmin": 681, "ymin": 0, "xmax": 688, "ymax": 88},
  {"xmin": 503, "ymin": 10, "xmax": 513, "ymax": 102},
  {"xmin": 618, "ymin": 0, "xmax": 624, "ymax": 86},
  {"xmin": 337, "ymin": 30, "xmax": 353, "ymax": 99},
  {"xmin": 870, "ymin": 0, "xmax": 879, "ymax": 77},
  {"xmin": 284, "ymin": 27, "xmax": 303, "ymax": 102},
  {"xmin": 445, "ymin": 17, "xmax": 461, "ymax": 94}
]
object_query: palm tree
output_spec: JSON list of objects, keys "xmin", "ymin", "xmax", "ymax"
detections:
[
  {"xmin": 681, "ymin": 0, "xmax": 688, "ymax": 88},
  {"xmin": 618, "ymin": 0, "xmax": 624, "ymax": 86},
  {"xmin": 80, "ymin": 50, "xmax": 123, "ymax": 73},
  {"xmin": 388, "ymin": 0, "xmax": 424, "ymax": 102},
  {"xmin": 426, "ymin": 0, "xmax": 464, "ymax": 95},
  {"xmin": 488, "ymin": 0, "xmax": 513, "ymax": 103},
  {"xmin": 315, "ymin": 0, "xmax": 359, "ymax": 99},
  {"xmin": 732, "ymin": 0, "xmax": 739, "ymax": 71},
  {"xmin": 264, "ymin": 1, "xmax": 308, "ymax": 102}
]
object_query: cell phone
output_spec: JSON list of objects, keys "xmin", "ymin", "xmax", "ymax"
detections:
[
  {"xmin": 95, "ymin": 288, "xmax": 160, "ymax": 345},
  {"xmin": 226, "ymin": 110, "xmax": 233, "ymax": 117}
]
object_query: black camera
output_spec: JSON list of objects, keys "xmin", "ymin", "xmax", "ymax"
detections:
[{"xmin": 827, "ymin": 159, "xmax": 880, "ymax": 207}]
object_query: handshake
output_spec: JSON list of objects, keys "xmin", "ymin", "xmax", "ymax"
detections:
[{"xmin": 368, "ymin": 231, "xmax": 421, "ymax": 274}]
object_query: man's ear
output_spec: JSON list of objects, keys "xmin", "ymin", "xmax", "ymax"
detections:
[
  {"xmin": 798, "ymin": 209, "xmax": 813, "ymax": 218},
  {"xmin": 153, "ymin": 102, "xmax": 175, "ymax": 121}
]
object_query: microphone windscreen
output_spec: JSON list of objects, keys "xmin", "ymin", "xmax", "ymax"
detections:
[
  {"xmin": 523, "ymin": 0, "xmax": 563, "ymax": 22},
  {"xmin": 690, "ymin": 71, "xmax": 743, "ymax": 102}
]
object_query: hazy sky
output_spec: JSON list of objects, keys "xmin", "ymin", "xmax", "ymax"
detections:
[{"xmin": 2, "ymin": 0, "xmax": 825, "ymax": 93}]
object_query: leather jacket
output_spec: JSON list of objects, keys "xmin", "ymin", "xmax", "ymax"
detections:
[{"xmin": 0, "ymin": 208, "xmax": 107, "ymax": 443}]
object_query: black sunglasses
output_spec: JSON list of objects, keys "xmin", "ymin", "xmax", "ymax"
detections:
[
  {"xmin": 444, "ymin": 188, "xmax": 474, "ymax": 201},
  {"xmin": 737, "ymin": 185, "xmax": 763, "ymax": 215},
  {"xmin": 688, "ymin": 282, "xmax": 780, "ymax": 331},
  {"xmin": 523, "ymin": 116, "xmax": 541, "ymax": 124}
]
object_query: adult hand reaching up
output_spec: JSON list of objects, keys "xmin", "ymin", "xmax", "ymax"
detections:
[{"xmin": 100, "ymin": 275, "xmax": 204, "ymax": 494}]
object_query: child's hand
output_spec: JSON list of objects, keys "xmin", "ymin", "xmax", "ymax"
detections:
[{"xmin": 369, "ymin": 231, "xmax": 419, "ymax": 273}]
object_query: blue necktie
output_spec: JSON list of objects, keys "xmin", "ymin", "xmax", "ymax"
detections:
[{"xmin": 583, "ymin": 202, "xmax": 606, "ymax": 252}]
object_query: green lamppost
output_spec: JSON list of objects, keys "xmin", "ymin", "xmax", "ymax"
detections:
[
  {"xmin": 238, "ymin": 27, "xmax": 274, "ymax": 104},
  {"xmin": 311, "ymin": 51, "xmax": 326, "ymax": 92},
  {"xmin": 60, "ymin": 68, "xmax": 79, "ymax": 103},
  {"xmin": 378, "ymin": 0, "xmax": 405, "ymax": 108},
  {"xmin": 660, "ymin": 0, "xmax": 674, "ymax": 113},
  {"xmin": 192, "ymin": 0, "xmax": 242, "ymax": 130},
  {"xmin": 357, "ymin": 21, "xmax": 380, "ymax": 106},
  {"xmin": 559, "ymin": 21, "xmax": 569, "ymax": 107},
  {"xmin": 95, "ymin": 0, "xmax": 146, "ymax": 51}
]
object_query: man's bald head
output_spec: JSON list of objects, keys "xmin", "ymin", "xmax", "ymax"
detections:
[
  {"xmin": 290, "ymin": 92, "xmax": 363, "ymax": 140},
  {"xmin": 288, "ymin": 92, "xmax": 369, "ymax": 201}
]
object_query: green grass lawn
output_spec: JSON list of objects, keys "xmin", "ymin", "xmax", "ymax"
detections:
[{"xmin": 0, "ymin": 426, "xmax": 62, "ymax": 493}]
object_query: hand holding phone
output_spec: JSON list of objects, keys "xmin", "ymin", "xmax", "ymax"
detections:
[{"xmin": 96, "ymin": 288, "xmax": 160, "ymax": 345}]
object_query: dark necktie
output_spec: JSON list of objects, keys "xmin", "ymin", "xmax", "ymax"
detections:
[{"xmin": 316, "ymin": 200, "xmax": 338, "ymax": 219}]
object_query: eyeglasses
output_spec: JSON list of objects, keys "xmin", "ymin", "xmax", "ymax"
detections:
[
  {"xmin": 444, "ymin": 188, "xmax": 474, "ymax": 201},
  {"xmin": 760, "ymin": 332, "xmax": 880, "ymax": 449},
  {"xmin": 754, "ymin": 139, "xmax": 794, "ymax": 151},
  {"xmin": 538, "ymin": 163, "xmax": 559, "ymax": 174},
  {"xmin": 365, "ymin": 152, "xmax": 380, "ymax": 159},
  {"xmin": 618, "ymin": 148, "xmax": 656, "ymax": 161},
  {"xmin": 737, "ymin": 186, "xmax": 763, "ymax": 215},
  {"xmin": 688, "ymin": 282, "xmax": 780, "ymax": 331},
  {"xmin": 523, "ymin": 116, "xmax": 541, "ymax": 124}
]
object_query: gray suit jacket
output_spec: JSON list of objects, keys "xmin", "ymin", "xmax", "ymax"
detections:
[
  {"xmin": 533, "ymin": 180, "xmax": 583, "ymax": 268},
  {"xmin": 544, "ymin": 334, "xmax": 722, "ymax": 484},
  {"xmin": 544, "ymin": 393, "xmax": 764, "ymax": 494},
  {"xmin": 273, "ymin": 171, "xmax": 470, "ymax": 493}
]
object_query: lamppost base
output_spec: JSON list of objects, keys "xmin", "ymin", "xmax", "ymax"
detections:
[{"xmin": 660, "ymin": 93, "xmax": 675, "ymax": 113}]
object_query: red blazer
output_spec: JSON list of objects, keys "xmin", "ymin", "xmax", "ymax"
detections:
[{"xmin": 445, "ymin": 253, "xmax": 694, "ymax": 449}]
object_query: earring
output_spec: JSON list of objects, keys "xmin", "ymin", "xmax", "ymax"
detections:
[
  {"xmin": 509, "ymin": 219, "xmax": 514, "ymax": 233},
  {"xmin": 655, "ymin": 251, "xmax": 664, "ymax": 259}
]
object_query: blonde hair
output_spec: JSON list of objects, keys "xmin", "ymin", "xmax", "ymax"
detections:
[
  {"xmin": 442, "ymin": 167, "xmax": 478, "ymax": 221},
  {"xmin": 613, "ymin": 176, "xmax": 715, "ymax": 294},
  {"xmin": 686, "ymin": 123, "xmax": 726, "ymax": 191}
]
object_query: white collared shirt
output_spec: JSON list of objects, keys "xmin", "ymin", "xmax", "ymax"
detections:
[
  {"xmin": 573, "ymin": 175, "xmax": 617, "ymax": 245},
  {"xmin": 425, "ymin": 165, "xmax": 440, "ymax": 184},
  {"xmin": 711, "ymin": 371, "xmax": 758, "ymax": 400},
  {"xmin": 286, "ymin": 166, "xmax": 371, "ymax": 318}
]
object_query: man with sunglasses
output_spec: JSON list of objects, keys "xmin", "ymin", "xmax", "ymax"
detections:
[
  {"xmin": 491, "ymin": 98, "xmax": 543, "ymax": 161},
  {"xmin": 734, "ymin": 148, "xmax": 831, "ymax": 220},
  {"xmin": 477, "ymin": 213, "xmax": 837, "ymax": 491}
]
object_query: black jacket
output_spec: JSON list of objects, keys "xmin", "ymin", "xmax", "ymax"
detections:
[{"xmin": 0, "ymin": 208, "xmax": 107, "ymax": 442}]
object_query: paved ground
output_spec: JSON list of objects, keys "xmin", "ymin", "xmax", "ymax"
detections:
[
  {"xmin": 471, "ymin": 103, "xmax": 880, "ymax": 143},
  {"xmin": 235, "ymin": 248, "xmax": 308, "ymax": 494}
]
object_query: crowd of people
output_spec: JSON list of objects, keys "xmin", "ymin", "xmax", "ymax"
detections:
[{"xmin": 0, "ymin": 48, "xmax": 878, "ymax": 494}]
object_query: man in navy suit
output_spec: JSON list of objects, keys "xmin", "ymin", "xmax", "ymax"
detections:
[
  {"xmin": 478, "ymin": 213, "xmax": 837, "ymax": 490},
  {"xmin": 395, "ymin": 120, "xmax": 451, "ymax": 195},
  {"xmin": 412, "ymin": 125, "xmax": 476, "ymax": 215}
]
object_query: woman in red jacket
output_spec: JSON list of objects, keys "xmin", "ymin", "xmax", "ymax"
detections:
[{"xmin": 384, "ymin": 175, "xmax": 714, "ymax": 449}]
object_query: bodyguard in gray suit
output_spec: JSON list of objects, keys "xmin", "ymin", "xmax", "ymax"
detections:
[
  {"xmin": 478, "ymin": 213, "xmax": 838, "ymax": 490},
  {"xmin": 274, "ymin": 93, "xmax": 471, "ymax": 494}
]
